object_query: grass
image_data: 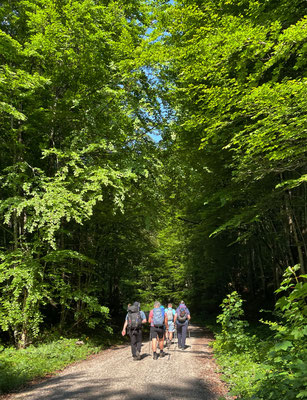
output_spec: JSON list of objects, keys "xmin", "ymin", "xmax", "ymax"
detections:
[{"xmin": 0, "ymin": 330, "xmax": 126, "ymax": 394}]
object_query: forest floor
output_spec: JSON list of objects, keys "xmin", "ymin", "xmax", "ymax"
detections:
[{"xmin": 3, "ymin": 325, "xmax": 233, "ymax": 400}]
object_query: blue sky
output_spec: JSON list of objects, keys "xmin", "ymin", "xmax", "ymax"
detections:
[{"xmin": 144, "ymin": 1, "xmax": 175, "ymax": 143}]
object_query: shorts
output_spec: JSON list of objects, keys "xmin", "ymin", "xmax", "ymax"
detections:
[
  {"xmin": 150, "ymin": 326, "xmax": 165, "ymax": 339},
  {"xmin": 168, "ymin": 321, "xmax": 175, "ymax": 332}
]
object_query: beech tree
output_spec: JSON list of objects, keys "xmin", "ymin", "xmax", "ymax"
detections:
[
  {"xmin": 147, "ymin": 0, "xmax": 307, "ymax": 311},
  {"xmin": 0, "ymin": 0, "xmax": 163, "ymax": 346}
]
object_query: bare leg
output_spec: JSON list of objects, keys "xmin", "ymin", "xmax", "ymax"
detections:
[{"xmin": 152, "ymin": 337, "xmax": 157, "ymax": 352}]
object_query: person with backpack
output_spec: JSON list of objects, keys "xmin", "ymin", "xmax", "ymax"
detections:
[
  {"xmin": 174, "ymin": 301, "xmax": 191, "ymax": 350},
  {"xmin": 122, "ymin": 302, "xmax": 147, "ymax": 361},
  {"xmin": 165, "ymin": 303, "xmax": 176, "ymax": 345},
  {"xmin": 148, "ymin": 301, "xmax": 168, "ymax": 360}
]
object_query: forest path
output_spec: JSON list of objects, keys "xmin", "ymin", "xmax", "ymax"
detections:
[{"xmin": 8, "ymin": 325, "xmax": 231, "ymax": 400}]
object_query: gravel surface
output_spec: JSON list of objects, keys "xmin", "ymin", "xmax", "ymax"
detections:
[{"xmin": 6, "ymin": 325, "xmax": 232, "ymax": 400}]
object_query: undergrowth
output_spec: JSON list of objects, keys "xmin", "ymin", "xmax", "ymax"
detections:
[{"xmin": 213, "ymin": 265, "xmax": 307, "ymax": 400}]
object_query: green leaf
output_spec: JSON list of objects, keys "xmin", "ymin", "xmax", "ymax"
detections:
[{"xmin": 273, "ymin": 341, "xmax": 293, "ymax": 352}]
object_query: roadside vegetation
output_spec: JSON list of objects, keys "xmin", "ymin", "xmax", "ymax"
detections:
[
  {"xmin": 214, "ymin": 266, "xmax": 307, "ymax": 400},
  {"xmin": 0, "ymin": 330, "xmax": 124, "ymax": 394}
]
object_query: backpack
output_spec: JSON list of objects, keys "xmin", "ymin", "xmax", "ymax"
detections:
[
  {"xmin": 177, "ymin": 305, "xmax": 188, "ymax": 323},
  {"xmin": 166, "ymin": 308, "xmax": 174, "ymax": 322},
  {"xmin": 153, "ymin": 307, "xmax": 164, "ymax": 327},
  {"xmin": 127, "ymin": 305, "xmax": 142, "ymax": 330}
]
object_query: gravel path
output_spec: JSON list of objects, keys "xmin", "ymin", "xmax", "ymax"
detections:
[{"xmin": 7, "ymin": 325, "xmax": 231, "ymax": 400}]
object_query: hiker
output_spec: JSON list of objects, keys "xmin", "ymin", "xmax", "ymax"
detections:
[
  {"xmin": 165, "ymin": 303, "xmax": 176, "ymax": 345},
  {"xmin": 122, "ymin": 302, "xmax": 146, "ymax": 361},
  {"xmin": 174, "ymin": 301, "xmax": 191, "ymax": 350},
  {"xmin": 148, "ymin": 301, "xmax": 168, "ymax": 360}
]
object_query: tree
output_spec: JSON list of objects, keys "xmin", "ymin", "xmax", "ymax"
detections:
[
  {"xmin": 0, "ymin": 0, "xmax": 162, "ymax": 346},
  {"xmin": 145, "ymin": 0, "xmax": 307, "ymax": 311}
]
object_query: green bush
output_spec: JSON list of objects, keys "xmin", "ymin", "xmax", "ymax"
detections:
[
  {"xmin": 254, "ymin": 265, "xmax": 307, "ymax": 400},
  {"xmin": 214, "ymin": 266, "xmax": 307, "ymax": 400},
  {"xmin": 215, "ymin": 291, "xmax": 256, "ymax": 353}
]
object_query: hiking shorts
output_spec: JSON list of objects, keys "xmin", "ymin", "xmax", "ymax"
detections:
[
  {"xmin": 150, "ymin": 326, "xmax": 164, "ymax": 340},
  {"xmin": 168, "ymin": 321, "xmax": 175, "ymax": 332}
]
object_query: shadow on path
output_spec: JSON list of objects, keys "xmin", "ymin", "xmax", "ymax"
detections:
[
  {"xmin": 10, "ymin": 325, "xmax": 223, "ymax": 400},
  {"xmin": 17, "ymin": 373, "xmax": 217, "ymax": 400}
]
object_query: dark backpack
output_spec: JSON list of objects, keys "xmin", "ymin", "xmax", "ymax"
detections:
[
  {"xmin": 177, "ymin": 305, "xmax": 188, "ymax": 323},
  {"xmin": 127, "ymin": 305, "xmax": 142, "ymax": 330},
  {"xmin": 153, "ymin": 307, "xmax": 164, "ymax": 327}
]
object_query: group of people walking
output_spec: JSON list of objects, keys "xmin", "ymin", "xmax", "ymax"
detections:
[{"xmin": 122, "ymin": 301, "xmax": 191, "ymax": 361}]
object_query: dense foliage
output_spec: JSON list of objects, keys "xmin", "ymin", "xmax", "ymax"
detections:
[
  {"xmin": 214, "ymin": 266, "xmax": 307, "ymax": 400},
  {"xmin": 0, "ymin": 2, "xmax": 306, "ymax": 396},
  {"xmin": 0, "ymin": 0, "xmax": 306, "ymax": 397},
  {"xmin": 0, "ymin": 0, "xmax": 171, "ymax": 347},
  {"xmin": 147, "ymin": 0, "xmax": 307, "ymax": 313}
]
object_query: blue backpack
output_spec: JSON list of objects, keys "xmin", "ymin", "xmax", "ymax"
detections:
[{"xmin": 153, "ymin": 307, "xmax": 164, "ymax": 327}]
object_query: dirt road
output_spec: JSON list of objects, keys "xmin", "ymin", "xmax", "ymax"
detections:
[{"xmin": 7, "ymin": 326, "xmax": 231, "ymax": 400}]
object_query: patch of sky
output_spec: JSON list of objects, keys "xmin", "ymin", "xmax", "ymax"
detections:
[{"xmin": 133, "ymin": 0, "xmax": 175, "ymax": 143}]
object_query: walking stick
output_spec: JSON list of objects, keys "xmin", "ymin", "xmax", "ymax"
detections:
[
  {"xmin": 148, "ymin": 330, "xmax": 151, "ymax": 355},
  {"xmin": 167, "ymin": 328, "xmax": 171, "ymax": 361},
  {"xmin": 174, "ymin": 327, "xmax": 178, "ymax": 350},
  {"xmin": 187, "ymin": 323, "xmax": 191, "ymax": 349},
  {"xmin": 174, "ymin": 327, "xmax": 178, "ymax": 359}
]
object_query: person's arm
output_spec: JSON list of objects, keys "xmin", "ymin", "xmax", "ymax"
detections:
[
  {"xmin": 122, "ymin": 319, "xmax": 128, "ymax": 336},
  {"xmin": 141, "ymin": 311, "xmax": 146, "ymax": 324},
  {"xmin": 148, "ymin": 310, "xmax": 152, "ymax": 325}
]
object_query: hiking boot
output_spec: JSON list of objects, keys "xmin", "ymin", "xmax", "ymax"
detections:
[
  {"xmin": 135, "ymin": 350, "xmax": 141, "ymax": 360},
  {"xmin": 153, "ymin": 352, "xmax": 158, "ymax": 360},
  {"xmin": 160, "ymin": 351, "xmax": 165, "ymax": 358},
  {"xmin": 133, "ymin": 356, "xmax": 138, "ymax": 361}
]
